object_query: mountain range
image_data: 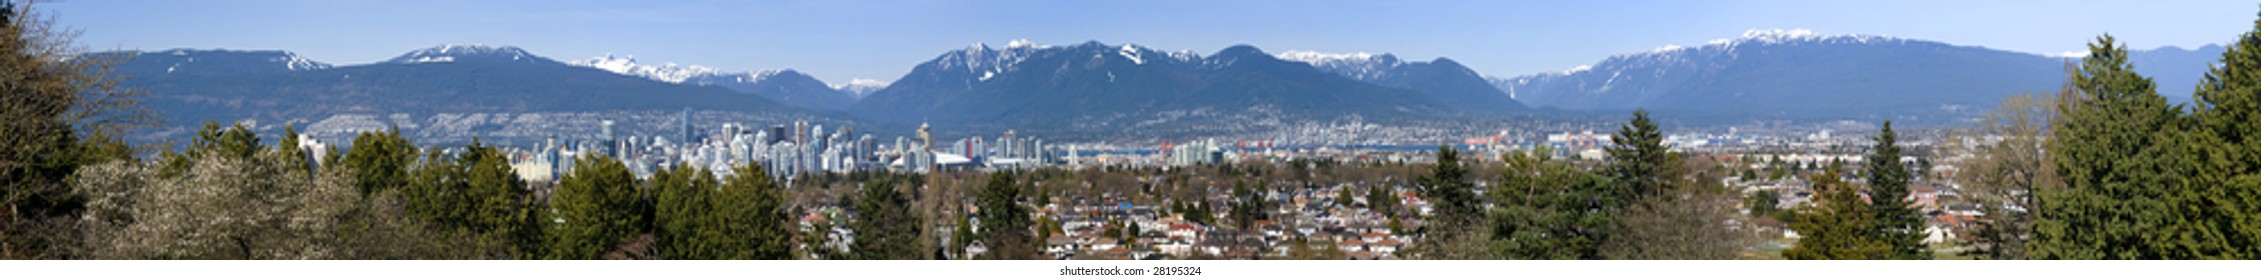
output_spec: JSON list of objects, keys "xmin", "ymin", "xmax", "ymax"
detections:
[
  {"xmin": 103, "ymin": 31, "xmax": 2236, "ymax": 144},
  {"xmin": 568, "ymin": 55, "xmax": 860, "ymax": 111},
  {"xmin": 1489, "ymin": 29, "xmax": 2226, "ymax": 121},
  {"xmin": 848, "ymin": 41, "xmax": 1524, "ymax": 129},
  {"xmin": 104, "ymin": 45, "xmax": 811, "ymax": 144}
]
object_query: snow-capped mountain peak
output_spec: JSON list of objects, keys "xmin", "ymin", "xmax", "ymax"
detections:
[
  {"xmin": 135, "ymin": 49, "xmax": 334, "ymax": 73},
  {"xmin": 1732, "ymin": 28, "xmax": 1902, "ymax": 45},
  {"xmin": 1272, "ymin": 50, "xmax": 1383, "ymax": 64},
  {"xmin": 1273, "ymin": 50, "xmax": 1405, "ymax": 81},
  {"xmin": 1005, "ymin": 39, "xmax": 1051, "ymax": 49},
  {"xmin": 831, "ymin": 78, "xmax": 888, "ymax": 99},
  {"xmin": 386, "ymin": 44, "xmax": 534, "ymax": 64},
  {"xmin": 568, "ymin": 54, "xmax": 730, "ymax": 83}
]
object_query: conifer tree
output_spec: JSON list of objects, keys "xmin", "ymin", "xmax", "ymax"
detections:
[
  {"xmin": 850, "ymin": 176, "xmax": 923, "ymax": 259},
  {"xmin": 1607, "ymin": 109, "xmax": 1669, "ymax": 201},
  {"xmin": 1864, "ymin": 121, "xmax": 1930, "ymax": 259},
  {"xmin": 2035, "ymin": 34, "xmax": 2182, "ymax": 259},
  {"xmin": 341, "ymin": 127, "xmax": 417, "ymax": 195},
  {"xmin": 975, "ymin": 171, "xmax": 1033, "ymax": 259},
  {"xmin": 544, "ymin": 154, "xmax": 641, "ymax": 259},
  {"xmin": 2175, "ymin": 11, "xmax": 2261, "ymax": 258},
  {"xmin": 1422, "ymin": 145, "xmax": 1478, "ymax": 223},
  {"xmin": 720, "ymin": 162, "xmax": 792, "ymax": 259},
  {"xmin": 1784, "ymin": 169, "xmax": 1889, "ymax": 260}
]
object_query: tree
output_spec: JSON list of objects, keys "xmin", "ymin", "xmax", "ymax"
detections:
[
  {"xmin": 1607, "ymin": 109, "xmax": 1669, "ymax": 202},
  {"xmin": 1864, "ymin": 121, "xmax": 1930, "ymax": 259},
  {"xmin": 340, "ymin": 127, "xmax": 417, "ymax": 195},
  {"xmin": 716, "ymin": 162, "xmax": 793, "ymax": 259},
  {"xmin": 400, "ymin": 140, "xmax": 543, "ymax": 259},
  {"xmin": 544, "ymin": 154, "xmax": 642, "ymax": 260},
  {"xmin": 1231, "ymin": 181, "xmax": 1266, "ymax": 231},
  {"xmin": 1336, "ymin": 185, "xmax": 1356, "ymax": 208},
  {"xmin": 1783, "ymin": 169, "xmax": 1890, "ymax": 260},
  {"xmin": 652, "ymin": 164, "xmax": 723, "ymax": 259},
  {"xmin": 3, "ymin": 0, "xmax": 151, "ymax": 258},
  {"xmin": 1366, "ymin": 185, "xmax": 1395, "ymax": 217},
  {"xmin": 1955, "ymin": 92, "xmax": 2062, "ymax": 260},
  {"xmin": 975, "ymin": 171, "xmax": 1033, "ymax": 259},
  {"xmin": 73, "ymin": 127, "xmax": 360, "ymax": 259},
  {"xmin": 1748, "ymin": 190, "xmax": 1781, "ymax": 217},
  {"xmin": 2034, "ymin": 35, "xmax": 2183, "ymax": 259},
  {"xmin": 849, "ymin": 176, "xmax": 923, "ymax": 259},
  {"xmin": 1488, "ymin": 147, "xmax": 1607, "ymax": 260},
  {"xmin": 1604, "ymin": 153, "xmax": 1753, "ymax": 260},
  {"xmin": 2173, "ymin": 12, "xmax": 2261, "ymax": 259},
  {"xmin": 1421, "ymin": 145, "xmax": 1479, "ymax": 223}
]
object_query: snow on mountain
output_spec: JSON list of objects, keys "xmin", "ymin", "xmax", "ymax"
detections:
[
  {"xmin": 1498, "ymin": 28, "xmax": 1913, "ymax": 98},
  {"xmin": 932, "ymin": 39, "xmax": 1197, "ymax": 84},
  {"xmin": 567, "ymin": 54, "xmax": 731, "ymax": 83},
  {"xmin": 385, "ymin": 44, "xmax": 534, "ymax": 64},
  {"xmin": 1490, "ymin": 28, "xmax": 2065, "ymax": 120},
  {"xmin": 119, "ymin": 49, "xmax": 334, "ymax": 74},
  {"xmin": 269, "ymin": 51, "xmax": 332, "ymax": 70},
  {"xmin": 831, "ymin": 78, "xmax": 888, "ymax": 99},
  {"xmin": 1273, "ymin": 50, "xmax": 1403, "ymax": 81}
]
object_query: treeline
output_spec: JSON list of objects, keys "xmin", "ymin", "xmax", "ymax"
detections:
[
  {"xmin": 1947, "ymin": 18, "xmax": 2261, "ymax": 259},
  {"xmin": 1409, "ymin": 110, "xmax": 1763, "ymax": 260},
  {"xmin": 51, "ymin": 123, "xmax": 805, "ymax": 259}
]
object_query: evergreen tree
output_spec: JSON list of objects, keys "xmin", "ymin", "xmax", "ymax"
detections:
[
  {"xmin": 975, "ymin": 171, "xmax": 1033, "ymax": 259},
  {"xmin": 1864, "ymin": 121, "xmax": 1930, "ymax": 259},
  {"xmin": 1231, "ymin": 181, "xmax": 1258, "ymax": 230},
  {"xmin": 2174, "ymin": 12, "xmax": 2261, "ymax": 259},
  {"xmin": 1489, "ymin": 148, "xmax": 1610, "ymax": 259},
  {"xmin": 341, "ymin": 127, "xmax": 417, "ymax": 195},
  {"xmin": 849, "ymin": 176, "xmax": 923, "ymax": 259},
  {"xmin": 1784, "ymin": 169, "xmax": 1890, "ymax": 259},
  {"xmin": 1366, "ymin": 185, "xmax": 1396, "ymax": 217},
  {"xmin": 1421, "ymin": 145, "xmax": 1478, "ymax": 223},
  {"xmin": 1607, "ymin": 109, "xmax": 1670, "ymax": 202},
  {"xmin": 653, "ymin": 164, "xmax": 727, "ymax": 259},
  {"xmin": 719, "ymin": 162, "xmax": 793, "ymax": 259},
  {"xmin": 400, "ymin": 140, "xmax": 542, "ymax": 259},
  {"xmin": 2035, "ymin": 35, "xmax": 2183, "ymax": 259},
  {"xmin": 544, "ymin": 154, "xmax": 641, "ymax": 259}
]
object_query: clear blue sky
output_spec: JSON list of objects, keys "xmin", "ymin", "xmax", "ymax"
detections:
[{"xmin": 44, "ymin": 0, "xmax": 2261, "ymax": 85}]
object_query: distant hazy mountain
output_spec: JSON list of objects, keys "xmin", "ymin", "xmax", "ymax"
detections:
[
  {"xmin": 849, "ymin": 41, "xmax": 1453, "ymax": 127},
  {"xmin": 1274, "ymin": 51, "xmax": 1528, "ymax": 112},
  {"xmin": 1492, "ymin": 29, "xmax": 2069, "ymax": 121},
  {"xmin": 106, "ymin": 45, "xmax": 801, "ymax": 135},
  {"xmin": 570, "ymin": 55, "xmax": 856, "ymax": 111},
  {"xmin": 2130, "ymin": 44, "xmax": 2227, "ymax": 105}
]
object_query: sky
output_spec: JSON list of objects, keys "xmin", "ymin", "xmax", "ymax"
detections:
[{"xmin": 42, "ymin": 0, "xmax": 2261, "ymax": 85}]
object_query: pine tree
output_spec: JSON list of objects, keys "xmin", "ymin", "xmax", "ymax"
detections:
[
  {"xmin": 2174, "ymin": 11, "xmax": 2261, "ymax": 259},
  {"xmin": 544, "ymin": 154, "xmax": 641, "ymax": 259},
  {"xmin": 1489, "ymin": 148, "xmax": 1610, "ymax": 259},
  {"xmin": 975, "ymin": 171, "xmax": 1033, "ymax": 259},
  {"xmin": 718, "ymin": 162, "xmax": 792, "ymax": 259},
  {"xmin": 849, "ymin": 176, "xmax": 923, "ymax": 259},
  {"xmin": 653, "ymin": 164, "xmax": 724, "ymax": 259},
  {"xmin": 1421, "ymin": 145, "xmax": 1478, "ymax": 223},
  {"xmin": 397, "ymin": 140, "xmax": 541, "ymax": 259},
  {"xmin": 1607, "ymin": 110, "xmax": 1669, "ymax": 201},
  {"xmin": 2034, "ymin": 34, "xmax": 2183, "ymax": 259},
  {"xmin": 1864, "ymin": 121, "xmax": 1930, "ymax": 259},
  {"xmin": 1784, "ymin": 169, "xmax": 1890, "ymax": 260},
  {"xmin": 341, "ymin": 127, "xmax": 417, "ymax": 195}
]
